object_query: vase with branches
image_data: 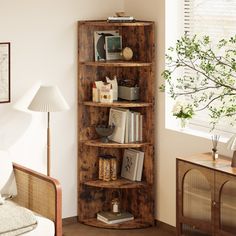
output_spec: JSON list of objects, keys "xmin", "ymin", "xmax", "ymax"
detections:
[{"xmin": 161, "ymin": 34, "xmax": 236, "ymax": 129}]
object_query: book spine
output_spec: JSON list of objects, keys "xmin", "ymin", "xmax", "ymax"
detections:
[{"xmin": 136, "ymin": 151, "xmax": 144, "ymax": 181}]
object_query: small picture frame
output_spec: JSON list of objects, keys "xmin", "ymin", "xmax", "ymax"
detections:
[
  {"xmin": 105, "ymin": 36, "xmax": 122, "ymax": 60},
  {"xmin": 94, "ymin": 30, "xmax": 119, "ymax": 61},
  {"xmin": 0, "ymin": 42, "xmax": 10, "ymax": 103}
]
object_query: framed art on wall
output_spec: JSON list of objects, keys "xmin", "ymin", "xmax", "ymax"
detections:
[{"xmin": 0, "ymin": 42, "xmax": 10, "ymax": 103}]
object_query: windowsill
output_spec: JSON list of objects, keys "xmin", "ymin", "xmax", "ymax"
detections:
[{"xmin": 166, "ymin": 122, "xmax": 230, "ymax": 144}]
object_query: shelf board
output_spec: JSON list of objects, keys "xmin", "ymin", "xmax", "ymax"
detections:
[
  {"xmin": 83, "ymin": 101, "xmax": 152, "ymax": 108},
  {"xmin": 82, "ymin": 218, "xmax": 153, "ymax": 229},
  {"xmin": 83, "ymin": 139, "xmax": 151, "ymax": 148},
  {"xmin": 83, "ymin": 178, "xmax": 147, "ymax": 189},
  {"xmin": 80, "ymin": 20, "xmax": 154, "ymax": 27},
  {"xmin": 79, "ymin": 61, "xmax": 152, "ymax": 67}
]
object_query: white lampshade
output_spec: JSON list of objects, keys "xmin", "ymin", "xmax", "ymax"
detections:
[
  {"xmin": 227, "ymin": 134, "xmax": 236, "ymax": 151},
  {"xmin": 28, "ymin": 86, "xmax": 69, "ymax": 112}
]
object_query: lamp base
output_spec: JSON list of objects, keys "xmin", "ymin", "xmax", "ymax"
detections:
[{"xmin": 231, "ymin": 151, "xmax": 236, "ymax": 167}]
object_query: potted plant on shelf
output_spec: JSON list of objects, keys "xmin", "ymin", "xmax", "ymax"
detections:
[{"xmin": 161, "ymin": 34, "xmax": 236, "ymax": 129}]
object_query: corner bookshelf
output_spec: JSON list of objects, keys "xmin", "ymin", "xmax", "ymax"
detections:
[{"xmin": 77, "ymin": 20, "xmax": 155, "ymax": 229}]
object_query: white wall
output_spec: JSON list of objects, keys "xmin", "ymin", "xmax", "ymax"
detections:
[
  {"xmin": 0, "ymin": 0, "xmax": 124, "ymax": 218},
  {"xmin": 125, "ymin": 0, "xmax": 232, "ymax": 226}
]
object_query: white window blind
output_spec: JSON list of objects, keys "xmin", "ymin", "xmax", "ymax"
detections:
[{"xmin": 183, "ymin": 0, "xmax": 236, "ymax": 136}]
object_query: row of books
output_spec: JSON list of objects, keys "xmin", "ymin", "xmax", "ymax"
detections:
[
  {"xmin": 97, "ymin": 211, "xmax": 134, "ymax": 224},
  {"xmin": 121, "ymin": 149, "xmax": 144, "ymax": 181},
  {"xmin": 108, "ymin": 108, "xmax": 143, "ymax": 144},
  {"xmin": 107, "ymin": 16, "xmax": 135, "ymax": 23}
]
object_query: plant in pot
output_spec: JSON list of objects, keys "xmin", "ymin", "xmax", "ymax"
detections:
[
  {"xmin": 161, "ymin": 34, "xmax": 236, "ymax": 165},
  {"xmin": 161, "ymin": 34, "xmax": 236, "ymax": 129}
]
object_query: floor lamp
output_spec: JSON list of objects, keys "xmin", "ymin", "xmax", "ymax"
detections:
[{"xmin": 28, "ymin": 86, "xmax": 69, "ymax": 176}]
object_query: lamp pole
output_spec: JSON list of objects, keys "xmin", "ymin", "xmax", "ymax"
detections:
[{"xmin": 47, "ymin": 112, "xmax": 50, "ymax": 176}]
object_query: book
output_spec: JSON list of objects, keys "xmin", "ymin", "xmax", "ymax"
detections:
[
  {"xmin": 109, "ymin": 108, "xmax": 128, "ymax": 143},
  {"xmin": 128, "ymin": 112, "xmax": 134, "ymax": 143},
  {"xmin": 130, "ymin": 149, "xmax": 144, "ymax": 181},
  {"xmin": 97, "ymin": 211, "xmax": 134, "ymax": 224},
  {"xmin": 121, "ymin": 149, "xmax": 139, "ymax": 181},
  {"xmin": 107, "ymin": 16, "xmax": 135, "ymax": 23}
]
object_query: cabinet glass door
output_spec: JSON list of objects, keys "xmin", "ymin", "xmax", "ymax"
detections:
[
  {"xmin": 220, "ymin": 180, "xmax": 236, "ymax": 234},
  {"xmin": 183, "ymin": 169, "xmax": 211, "ymax": 222}
]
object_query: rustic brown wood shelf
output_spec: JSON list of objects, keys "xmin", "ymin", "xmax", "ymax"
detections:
[
  {"xmin": 78, "ymin": 20, "xmax": 155, "ymax": 229},
  {"xmin": 83, "ymin": 178, "xmax": 147, "ymax": 189},
  {"xmin": 79, "ymin": 61, "xmax": 152, "ymax": 67},
  {"xmin": 83, "ymin": 139, "xmax": 151, "ymax": 148},
  {"xmin": 80, "ymin": 20, "xmax": 154, "ymax": 27},
  {"xmin": 82, "ymin": 218, "xmax": 152, "ymax": 229},
  {"xmin": 83, "ymin": 101, "xmax": 152, "ymax": 108}
]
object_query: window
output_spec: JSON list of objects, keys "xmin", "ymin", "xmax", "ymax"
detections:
[{"xmin": 166, "ymin": 0, "xmax": 236, "ymax": 140}]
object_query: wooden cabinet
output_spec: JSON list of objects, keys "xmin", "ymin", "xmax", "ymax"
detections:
[
  {"xmin": 177, "ymin": 153, "xmax": 236, "ymax": 235},
  {"xmin": 77, "ymin": 20, "xmax": 155, "ymax": 229}
]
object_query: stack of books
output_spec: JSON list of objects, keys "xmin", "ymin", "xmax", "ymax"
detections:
[
  {"xmin": 107, "ymin": 16, "xmax": 135, "ymax": 23},
  {"xmin": 108, "ymin": 108, "xmax": 143, "ymax": 144},
  {"xmin": 97, "ymin": 211, "xmax": 134, "ymax": 224}
]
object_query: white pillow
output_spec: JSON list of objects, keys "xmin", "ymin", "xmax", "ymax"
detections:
[{"xmin": 0, "ymin": 150, "xmax": 17, "ymax": 196}]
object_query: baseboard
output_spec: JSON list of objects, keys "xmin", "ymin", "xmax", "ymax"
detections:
[
  {"xmin": 62, "ymin": 216, "xmax": 78, "ymax": 226},
  {"xmin": 155, "ymin": 220, "xmax": 176, "ymax": 234}
]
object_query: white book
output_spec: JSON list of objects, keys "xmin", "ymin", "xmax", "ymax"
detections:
[
  {"xmin": 136, "ymin": 151, "xmax": 144, "ymax": 181},
  {"xmin": 128, "ymin": 112, "xmax": 134, "ymax": 143},
  {"xmin": 134, "ymin": 112, "xmax": 140, "ymax": 142},
  {"xmin": 125, "ymin": 110, "xmax": 130, "ymax": 143},
  {"xmin": 139, "ymin": 114, "xmax": 143, "ymax": 142},
  {"xmin": 121, "ymin": 149, "xmax": 139, "ymax": 181},
  {"xmin": 109, "ymin": 108, "xmax": 127, "ymax": 143},
  {"xmin": 129, "ymin": 149, "xmax": 144, "ymax": 181}
]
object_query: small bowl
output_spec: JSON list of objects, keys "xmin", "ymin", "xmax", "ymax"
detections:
[{"xmin": 95, "ymin": 125, "xmax": 115, "ymax": 143}]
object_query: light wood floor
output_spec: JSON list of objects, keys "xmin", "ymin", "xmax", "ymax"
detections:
[{"xmin": 63, "ymin": 222, "xmax": 175, "ymax": 236}]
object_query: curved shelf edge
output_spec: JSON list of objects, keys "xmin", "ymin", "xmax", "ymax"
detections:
[
  {"xmin": 83, "ymin": 101, "xmax": 152, "ymax": 108},
  {"xmin": 80, "ymin": 20, "xmax": 154, "ymax": 27},
  {"xmin": 81, "ymin": 218, "xmax": 153, "ymax": 229},
  {"xmin": 83, "ymin": 139, "xmax": 152, "ymax": 148},
  {"xmin": 79, "ymin": 61, "xmax": 152, "ymax": 67},
  {"xmin": 83, "ymin": 178, "xmax": 147, "ymax": 189}
]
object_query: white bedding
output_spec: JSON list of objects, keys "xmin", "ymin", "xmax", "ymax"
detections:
[{"xmin": 23, "ymin": 215, "xmax": 54, "ymax": 236}]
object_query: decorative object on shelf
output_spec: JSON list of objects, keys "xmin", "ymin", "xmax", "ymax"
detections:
[
  {"xmin": 172, "ymin": 100, "xmax": 194, "ymax": 129},
  {"xmin": 0, "ymin": 42, "xmax": 10, "ymax": 103},
  {"xmin": 94, "ymin": 30, "xmax": 119, "ymax": 61},
  {"xmin": 100, "ymin": 83, "xmax": 113, "ymax": 103},
  {"xmin": 211, "ymin": 135, "xmax": 220, "ymax": 161},
  {"xmin": 118, "ymin": 85, "xmax": 139, "ymax": 101},
  {"xmin": 227, "ymin": 134, "xmax": 236, "ymax": 167},
  {"xmin": 28, "ymin": 86, "xmax": 69, "ymax": 176},
  {"xmin": 162, "ymin": 35, "xmax": 236, "ymax": 130},
  {"xmin": 103, "ymin": 155, "xmax": 111, "ymax": 181},
  {"xmin": 98, "ymin": 154, "xmax": 117, "ymax": 181},
  {"xmin": 106, "ymin": 76, "xmax": 118, "ymax": 101},
  {"xmin": 111, "ymin": 198, "xmax": 120, "ymax": 213},
  {"xmin": 105, "ymin": 36, "xmax": 122, "ymax": 60},
  {"xmin": 122, "ymin": 47, "xmax": 133, "ymax": 61},
  {"xmin": 110, "ymin": 156, "xmax": 117, "ymax": 180},
  {"xmin": 98, "ymin": 156, "xmax": 104, "ymax": 180},
  {"xmin": 95, "ymin": 124, "xmax": 115, "ymax": 143}
]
